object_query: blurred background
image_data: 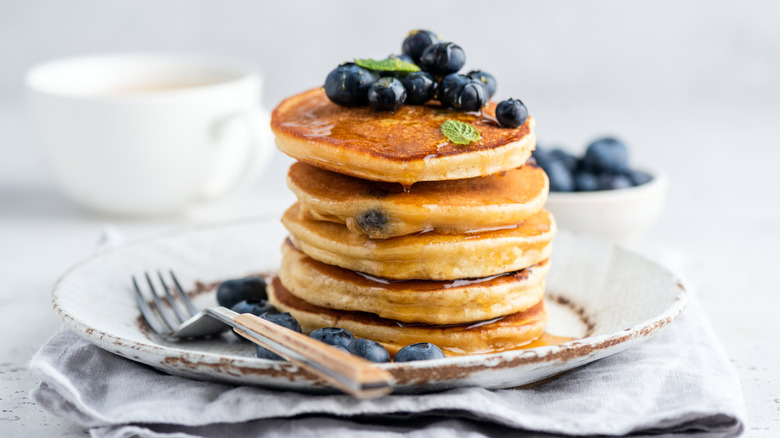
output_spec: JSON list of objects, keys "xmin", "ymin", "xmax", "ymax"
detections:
[{"xmin": 1, "ymin": 0, "xmax": 778, "ymax": 434}]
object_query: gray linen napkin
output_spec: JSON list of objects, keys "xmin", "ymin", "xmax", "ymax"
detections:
[{"xmin": 29, "ymin": 299, "xmax": 745, "ymax": 438}]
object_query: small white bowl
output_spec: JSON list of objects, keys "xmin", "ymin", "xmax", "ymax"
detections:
[{"xmin": 545, "ymin": 170, "xmax": 669, "ymax": 245}]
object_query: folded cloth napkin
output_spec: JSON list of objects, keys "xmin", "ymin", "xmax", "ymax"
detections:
[{"xmin": 30, "ymin": 298, "xmax": 744, "ymax": 438}]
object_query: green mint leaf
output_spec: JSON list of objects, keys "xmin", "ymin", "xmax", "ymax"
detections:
[
  {"xmin": 440, "ymin": 120, "xmax": 481, "ymax": 145},
  {"xmin": 354, "ymin": 58, "xmax": 420, "ymax": 72}
]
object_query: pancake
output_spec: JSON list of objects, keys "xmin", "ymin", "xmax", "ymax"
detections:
[
  {"xmin": 271, "ymin": 88, "xmax": 536, "ymax": 186},
  {"xmin": 282, "ymin": 202, "xmax": 555, "ymax": 280},
  {"xmin": 289, "ymin": 161, "xmax": 549, "ymax": 239},
  {"xmin": 279, "ymin": 239, "xmax": 549, "ymax": 325},
  {"xmin": 268, "ymin": 276, "xmax": 548, "ymax": 356}
]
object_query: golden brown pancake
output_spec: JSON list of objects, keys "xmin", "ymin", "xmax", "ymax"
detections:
[
  {"xmin": 271, "ymin": 88, "xmax": 536, "ymax": 186},
  {"xmin": 288, "ymin": 161, "xmax": 549, "ymax": 239},
  {"xmin": 268, "ymin": 276, "xmax": 548, "ymax": 356},
  {"xmin": 282, "ymin": 202, "xmax": 555, "ymax": 280},
  {"xmin": 278, "ymin": 239, "xmax": 549, "ymax": 325}
]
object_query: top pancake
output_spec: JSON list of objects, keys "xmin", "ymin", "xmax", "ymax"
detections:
[{"xmin": 271, "ymin": 88, "xmax": 536, "ymax": 185}]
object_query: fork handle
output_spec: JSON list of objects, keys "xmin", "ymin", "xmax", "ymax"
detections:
[{"xmin": 231, "ymin": 313, "xmax": 395, "ymax": 398}]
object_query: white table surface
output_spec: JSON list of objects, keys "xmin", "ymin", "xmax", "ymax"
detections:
[{"xmin": 0, "ymin": 98, "xmax": 778, "ymax": 437}]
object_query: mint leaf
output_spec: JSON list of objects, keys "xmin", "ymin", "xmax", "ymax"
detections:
[
  {"xmin": 440, "ymin": 120, "xmax": 481, "ymax": 145},
  {"xmin": 354, "ymin": 58, "xmax": 420, "ymax": 73}
]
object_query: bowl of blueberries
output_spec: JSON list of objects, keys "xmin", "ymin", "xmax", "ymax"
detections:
[{"xmin": 534, "ymin": 136, "xmax": 668, "ymax": 245}]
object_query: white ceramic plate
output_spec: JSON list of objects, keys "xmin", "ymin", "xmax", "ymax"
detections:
[{"xmin": 52, "ymin": 220, "xmax": 686, "ymax": 392}]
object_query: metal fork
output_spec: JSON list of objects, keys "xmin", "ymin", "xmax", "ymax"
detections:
[{"xmin": 132, "ymin": 271, "xmax": 395, "ymax": 398}]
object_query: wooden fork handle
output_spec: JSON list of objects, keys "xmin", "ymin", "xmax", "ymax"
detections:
[{"xmin": 232, "ymin": 313, "xmax": 395, "ymax": 398}]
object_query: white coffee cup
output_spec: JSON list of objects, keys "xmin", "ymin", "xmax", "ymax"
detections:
[{"xmin": 26, "ymin": 53, "xmax": 273, "ymax": 216}]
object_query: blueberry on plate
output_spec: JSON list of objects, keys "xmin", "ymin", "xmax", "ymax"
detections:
[
  {"xmin": 419, "ymin": 42, "xmax": 466, "ymax": 76},
  {"xmin": 438, "ymin": 74, "xmax": 470, "ymax": 107},
  {"xmin": 627, "ymin": 169, "xmax": 653, "ymax": 186},
  {"xmin": 581, "ymin": 137, "xmax": 629, "ymax": 173},
  {"xmin": 495, "ymin": 98, "xmax": 529, "ymax": 128},
  {"xmin": 574, "ymin": 170, "xmax": 600, "ymax": 191},
  {"xmin": 400, "ymin": 71, "xmax": 437, "ymax": 105},
  {"xmin": 216, "ymin": 277, "xmax": 267, "ymax": 309},
  {"xmin": 324, "ymin": 63, "xmax": 378, "ymax": 107},
  {"xmin": 347, "ymin": 338, "xmax": 391, "ymax": 363},
  {"xmin": 598, "ymin": 172, "xmax": 633, "ymax": 190},
  {"xmin": 550, "ymin": 148, "xmax": 578, "ymax": 173},
  {"xmin": 368, "ymin": 77, "xmax": 406, "ymax": 111},
  {"xmin": 230, "ymin": 299, "xmax": 274, "ymax": 341},
  {"xmin": 394, "ymin": 343, "xmax": 445, "ymax": 362},
  {"xmin": 260, "ymin": 311, "xmax": 302, "ymax": 333},
  {"xmin": 309, "ymin": 327, "xmax": 355, "ymax": 348},
  {"xmin": 451, "ymin": 79, "xmax": 488, "ymax": 112},
  {"xmin": 230, "ymin": 299, "xmax": 274, "ymax": 316},
  {"xmin": 256, "ymin": 344, "xmax": 284, "ymax": 361},
  {"xmin": 254, "ymin": 312, "xmax": 302, "ymax": 361},
  {"xmin": 401, "ymin": 30, "xmax": 439, "ymax": 64},
  {"xmin": 466, "ymin": 70, "xmax": 497, "ymax": 98}
]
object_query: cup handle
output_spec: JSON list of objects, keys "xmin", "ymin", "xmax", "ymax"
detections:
[{"xmin": 198, "ymin": 108, "xmax": 272, "ymax": 201}]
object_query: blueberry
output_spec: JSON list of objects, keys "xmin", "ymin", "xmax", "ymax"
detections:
[
  {"xmin": 400, "ymin": 71, "xmax": 437, "ymax": 105},
  {"xmin": 357, "ymin": 209, "xmax": 388, "ymax": 234},
  {"xmin": 254, "ymin": 312, "xmax": 302, "ymax": 361},
  {"xmin": 230, "ymin": 299, "xmax": 274, "ymax": 316},
  {"xmin": 394, "ymin": 343, "xmax": 445, "ymax": 362},
  {"xmin": 598, "ymin": 173, "xmax": 633, "ymax": 190},
  {"xmin": 309, "ymin": 327, "xmax": 355, "ymax": 348},
  {"xmin": 531, "ymin": 147, "xmax": 551, "ymax": 168},
  {"xmin": 419, "ymin": 42, "xmax": 466, "ymax": 76},
  {"xmin": 627, "ymin": 169, "xmax": 653, "ymax": 186},
  {"xmin": 368, "ymin": 77, "xmax": 406, "ymax": 111},
  {"xmin": 401, "ymin": 30, "xmax": 439, "ymax": 64},
  {"xmin": 574, "ymin": 171, "xmax": 600, "ymax": 191},
  {"xmin": 216, "ymin": 277, "xmax": 267, "ymax": 309},
  {"xmin": 438, "ymin": 74, "xmax": 469, "ymax": 107},
  {"xmin": 256, "ymin": 344, "xmax": 284, "ymax": 361},
  {"xmin": 230, "ymin": 299, "xmax": 275, "ymax": 341},
  {"xmin": 582, "ymin": 137, "xmax": 629, "ymax": 173},
  {"xmin": 533, "ymin": 148, "xmax": 574, "ymax": 192},
  {"xmin": 550, "ymin": 149, "xmax": 578, "ymax": 173},
  {"xmin": 546, "ymin": 160, "xmax": 575, "ymax": 192},
  {"xmin": 495, "ymin": 98, "xmax": 528, "ymax": 128},
  {"xmin": 466, "ymin": 70, "xmax": 497, "ymax": 98},
  {"xmin": 260, "ymin": 311, "xmax": 302, "ymax": 333},
  {"xmin": 347, "ymin": 338, "xmax": 391, "ymax": 363},
  {"xmin": 451, "ymin": 79, "xmax": 488, "ymax": 112},
  {"xmin": 324, "ymin": 63, "xmax": 378, "ymax": 107}
]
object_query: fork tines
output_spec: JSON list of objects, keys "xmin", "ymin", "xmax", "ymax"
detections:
[{"xmin": 132, "ymin": 271, "xmax": 197, "ymax": 335}]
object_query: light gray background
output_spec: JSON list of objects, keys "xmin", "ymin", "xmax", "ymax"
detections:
[{"xmin": 1, "ymin": 1, "xmax": 778, "ymax": 437}]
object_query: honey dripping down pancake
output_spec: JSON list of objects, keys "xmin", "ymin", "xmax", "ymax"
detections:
[
  {"xmin": 289, "ymin": 161, "xmax": 549, "ymax": 239},
  {"xmin": 282, "ymin": 202, "xmax": 555, "ymax": 280},
  {"xmin": 271, "ymin": 88, "xmax": 537, "ymax": 186},
  {"xmin": 268, "ymin": 276, "xmax": 548, "ymax": 356},
  {"xmin": 278, "ymin": 239, "xmax": 550, "ymax": 325}
]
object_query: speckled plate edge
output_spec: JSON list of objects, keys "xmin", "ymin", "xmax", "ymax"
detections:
[{"xmin": 51, "ymin": 218, "xmax": 687, "ymax": 393}]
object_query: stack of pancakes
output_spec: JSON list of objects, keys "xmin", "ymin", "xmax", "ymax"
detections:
[{"xmin": 269, "ymin": 88, "xmax": 556, "ymax": 356}]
